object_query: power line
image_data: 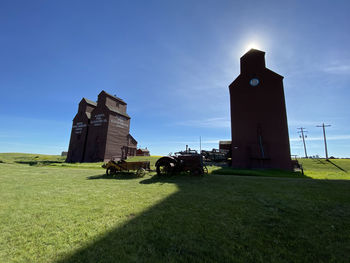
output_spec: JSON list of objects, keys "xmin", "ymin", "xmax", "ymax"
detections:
[
  {"xmin": 316, "ymin": 123, "xmax": 331, "ymax": 160},
  {"xmin": 297, "ymin": 127, "xmax": 308, "ymax": 158}
]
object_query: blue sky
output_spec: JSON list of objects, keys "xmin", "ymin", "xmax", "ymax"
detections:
[{"xmin": 0, "ymin": 0, "xmax": 349, "ymax": 157}]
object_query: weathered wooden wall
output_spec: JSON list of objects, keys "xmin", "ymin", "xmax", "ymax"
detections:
[
  {"xmin": 66, "ymin": 99, "xmax": 96, "ymax": 162},
  {"xmin": 105, "ymin": 114, "xmax": 130, "ymax": 160},
  {"xmin": 82, "ymin": 91, "xmax": 137, "ymax": 162},
  {"xmin": 83, "ymin": 108, "xmax": 109, "ymax": 162}
]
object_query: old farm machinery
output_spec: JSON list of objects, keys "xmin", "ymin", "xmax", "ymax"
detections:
[
  {"xmin": 155, "ymin": 148, "xmax": 208, "ymax": 176},
  {"xmin": 103, "ymin": 159, "xmax": 150, "ymax": 177},
  {"xmin": 201, "ymin": 149, "xmax": 230, "ymax": 163}
]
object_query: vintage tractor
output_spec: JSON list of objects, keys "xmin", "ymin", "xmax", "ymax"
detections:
[{"xmin": 155, "ymin": 149, "xmax": 207, "ymax": 176}]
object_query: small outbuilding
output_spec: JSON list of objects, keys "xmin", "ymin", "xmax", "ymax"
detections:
[
  {"xmin": 219, "ymin": 141, "xmax": 231, "ymax": 152},
  {"xmin": 136, "ymin": 148, "xmax": 150, "ymax": 156}
]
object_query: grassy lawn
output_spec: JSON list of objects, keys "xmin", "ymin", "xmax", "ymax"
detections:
[
  {"xmin": 298, "ymin": 158, "xmax": 350, "ymax": 179},
  {"xmin": 0, "ymin": 153, "xmax": 350, "ymax": 262},
  {"xmin": 0, "ymin": 153, "xmax": 162, "ymax": 170},
  {"xmin": 209, "ymin": 158, "xmax": 350, "ymax": 180},
  {"xmin": 0, "ymin": 153, "xmax": 66, "ymax": 165}
]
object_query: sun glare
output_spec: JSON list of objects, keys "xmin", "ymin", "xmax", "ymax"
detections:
[
  {"xmin": 245, "ymin": 42, "xmax": 261, "ymax": 52},
  {"xmin": 232, "ymin": 36, "xmax": 268, "ymax": 58}
]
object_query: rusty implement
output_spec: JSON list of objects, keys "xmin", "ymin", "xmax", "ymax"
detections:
[
  {"xmin": 201, "ymin": 149, "xmax": 229, "ymax": 163},
  {"xmin": 103, "ymin": 160, "xmax": 150, "ymax": 177},
  {"xmin": 291, "ymin": 159, "xmax": 304, "ymax": 175}
]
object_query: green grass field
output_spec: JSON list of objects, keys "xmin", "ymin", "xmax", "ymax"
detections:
[{"xmin": 0, "ymin": 153, "xmax": 349, "ymax": 262}]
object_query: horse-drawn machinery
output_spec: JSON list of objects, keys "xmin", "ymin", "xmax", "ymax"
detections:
[{"xmin": 103, "ymin": 159, "xmax": 150, "ymax": 177}]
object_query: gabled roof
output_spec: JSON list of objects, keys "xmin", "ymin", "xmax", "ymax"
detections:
[
  {"xmin": 99, "ymin": 90, "xmax": 127, "ymax": 105},
  {"xmin": 128, "ymin": 134, "xmax": 138, "ymax": 144},
  {"xmin": 73, "ymin": 110, "xmax": 91, "ymax": 121},
  {"xmin": 138, "ymin": 148, "xmax": 149, "ymax": 152},
  {"xmin": 81, "ymin": 98, "xmax": 97, "ymax": 107},
  {"xmin": 74, "ymin": 98, "xmax": 96, "ymax": 121},
  {"xmin": 265, "ymin": 68, "xmax": 284, "ymax": 79},
  {"xmin": 228, "ymin": 74, "xmax": 241, "ymax": 88},
  {"xmin": 241, "ymin": 48, "xmax": 265, "ymax": 59}
]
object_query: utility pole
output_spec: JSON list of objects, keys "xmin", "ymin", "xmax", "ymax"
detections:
[
  {"xmin": 199, "ymin": 136, "xmax": 202, "ymax": 154},
  {"xmin": 297, "ymin": 127, "xmax": 308, "ymax": 158},
  {"xmin": 316, "ymin": 123, "xmax": 331, "ymax": 160}
]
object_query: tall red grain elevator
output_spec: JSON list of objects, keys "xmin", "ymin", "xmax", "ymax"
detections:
[{"xmin": 229, "ymin": 49, "xmax": 292, "ymax": 170}]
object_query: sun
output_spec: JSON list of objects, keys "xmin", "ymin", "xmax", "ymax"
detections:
[
  {"xmin": 244, "ymin": 42, "xmax": 261, "ymax": 52},
  {"xmin": 233, "ymin": 37, "xmax": 267, "ymax": 58}
]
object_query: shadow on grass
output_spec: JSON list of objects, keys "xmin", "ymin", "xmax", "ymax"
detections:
[
  {"xmin": 15, "ymin": 160, "xmax": 64, "ymax": 166},
  {"xmin": 140, "ymin": 174, "xmax": 204, "ymax": 185},
  {"xmin": 209, "ymin": 166, "xmax": 309, "ymax": 179},
  {"xmin": 55, "ymin": 173, "xmax": 350, "ymax": 263},
  {"xmin": 326, "ymin": 159, "xmax": 348, "ymax": 172},
  {"xmin": 87, "ymin": 172, "xmax": 146, "ymax": 180},
  {"xmin": 314, "ymin": 159, "xmax": 328, "ymax": 165}
]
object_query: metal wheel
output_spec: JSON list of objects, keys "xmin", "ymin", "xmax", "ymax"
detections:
[
  {"xmin": 106, "ymin": 167, "xmax": 116, "ymax": 176},
  {"xmin": 191, "ymin": 167, "xmax": 204, "ymax": 176},
  {"xmin": 203, "ymin": 165, "xmax": 208, "ymax": 175},
  {"xmin": 136, "ymin": 168, "xmax": 146, "ymax": 177},
  {"xmin": 156, "ymin": 162, "xmax": 173, "ymax": 176}
]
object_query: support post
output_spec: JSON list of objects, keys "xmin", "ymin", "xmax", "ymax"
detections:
[
  {"xmin": 297, "ymin": 127, "xmax": 308, "ymax": 158},
  {"xmin": 316, "ymin": 123, "xmax": 331, "ymax": 160}
]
